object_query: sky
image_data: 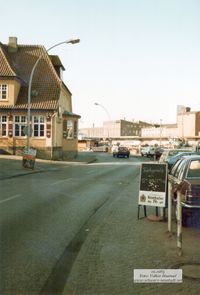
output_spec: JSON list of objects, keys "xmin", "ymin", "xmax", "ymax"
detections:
[{"xmin": 1, "ymin": 0, "xmax": 200, "ymax": 127}]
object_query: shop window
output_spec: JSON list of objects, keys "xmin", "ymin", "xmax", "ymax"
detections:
[
  {"xmin": 66, "ymin": 120, "xmax": 73, "ymax": 138},
  {"xmin": 63, "ymin": 119, "xmax": 78, "ymax": 139}
]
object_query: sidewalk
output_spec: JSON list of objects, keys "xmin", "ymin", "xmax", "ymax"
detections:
[{"xmin": 0, "ymin": 152, "xmax": 97, "ymax": 180}]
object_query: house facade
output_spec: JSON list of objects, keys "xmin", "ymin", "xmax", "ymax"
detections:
[{"xmin": 0, "ymin": 37, "xmax": 80, "ymax": 160}]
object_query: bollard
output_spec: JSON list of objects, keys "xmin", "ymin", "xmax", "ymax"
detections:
[
  {"xmin": 177, "ymin": 191, "xmax": 182, "ymax": 255},
  {"xmin": 168, "ymin": 181, "xmax": 172, "ymax": 233}
]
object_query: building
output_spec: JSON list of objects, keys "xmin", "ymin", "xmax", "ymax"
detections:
[
  {"xmin": 141, "ymin": 106, "xmax": 200, "ymax": 146},
  {"xmin": 80, "ymin": 119, "xmax": 152, "ymax": 140},
  {"xmin": 0, "ymin": 37, "xmax": 80, "ymax": 159},
  {"xmin": 80, "ymin": 106, "xmax": 200, "ymax": 148},
  {"xmin": 177, "ymin": 106, "xmax": 200, "ymax": 139},
  {"xmin": 141, "ymin": 123, "xmax": 178, "ymax": 145}
]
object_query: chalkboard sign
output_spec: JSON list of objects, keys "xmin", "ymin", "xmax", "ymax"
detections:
[{"xmin": 138, "ymin": 163, "xmax": 167, "ymax": 208}]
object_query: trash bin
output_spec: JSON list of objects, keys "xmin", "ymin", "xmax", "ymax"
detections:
[{"xmin": 22, "ymin": 148, "xmax": 37, "ymax": 169}]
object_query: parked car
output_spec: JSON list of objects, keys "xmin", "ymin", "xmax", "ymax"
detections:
[
  {"xmin": 140, "ymin": 146, "xmax": 150, "ymax": 157},
  {"xmin": 92, "ymin": 145, "xmax": 108, "ymax": 152},
  {"xmin": 140, "ymin": 146, "xmax": 154, "ymax": 157},
  {"xmin": 168, "ymin": 155, "xmax": 200, "ymax": 226},
  {"xmin": 167, "ymin": 151, "xmax": 197, "ymax": 171},
  {"xmin": 154, "ymin": 147, "xmax": 164, "ymax": 160},
  {"xmin": 159, "ymin": 148, "xmax": 193, "ymax": 164},
  {"xmin": 141, "ymin": 146, "xmax": 164, "ymax": 159},
  {"xmin": 113, "ymin": 146, "xmax": 130, "ymax": 158}
]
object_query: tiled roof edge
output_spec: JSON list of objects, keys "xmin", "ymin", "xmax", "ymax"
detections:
[{"xmin": 0, "ymin": 43, "xmax": 17, "ymax": 76}]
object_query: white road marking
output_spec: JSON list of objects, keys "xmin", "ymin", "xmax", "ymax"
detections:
[
  {"xmin": 89, "ymin": 162, "xmax": 142, "ymax": 166},
  {"xmin": 86, "ymin": 169, "xmax": 97, "ymax": 174},
  {"xmin": 51, "ymin": 178, "xmax": 75, "ymax": 185},
  {"xmin": 0, "ymin": 194, "xmax": 22, "ymax": 204}
]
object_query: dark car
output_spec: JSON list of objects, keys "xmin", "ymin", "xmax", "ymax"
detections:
[
  {"xmin": 113, "ymin": 146, "xmax": 130, "ymax": 158},
  {"xmin": 167, "ymin": 151, "xmax": 197, "ymax": 171},
  {"xmin": 154, "ymin": 147, "xmax": 164, "ymax": 160},
  {"xmin": 168, "ymin": 155, "xmax": 200, "ymax": 226}
]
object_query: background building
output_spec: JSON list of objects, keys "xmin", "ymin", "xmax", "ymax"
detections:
[
  {"xmin": 79, "ymin": 106, "xmax": 200, "ymax": 148},
  {"xmin": 80, "ymin": 119, "xmax": 152, "ymax": 140}
]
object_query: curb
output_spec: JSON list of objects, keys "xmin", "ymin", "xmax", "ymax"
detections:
[{"xmin": 0, "ymin": 155, "xmax": 97, "ymax": 180}]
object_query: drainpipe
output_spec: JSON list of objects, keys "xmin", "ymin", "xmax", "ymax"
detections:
[{"xmin": 51, "ymin": 112, "xmax": 57, "ymax": 160}]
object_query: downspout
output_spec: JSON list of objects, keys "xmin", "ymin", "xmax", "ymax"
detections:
[{"xmin": 51, "ymin": 112, "xmax": 57, "ymax": 159}]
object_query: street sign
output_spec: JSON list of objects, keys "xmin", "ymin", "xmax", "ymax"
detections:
[
  {"xmin": 138, "ymin": 163, "xmax": 168, "ymax": 208},
  {"xmin": 22, "ymin": 148, "xmax": 37, "ymax": 169}
]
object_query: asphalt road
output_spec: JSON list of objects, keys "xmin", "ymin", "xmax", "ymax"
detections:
[
  {"xmin": 1, "ymin": 153, "xmax": 200, "ymax": 295},
  {"xmin": 0, "ymin": 153, "xmax": 142, "ymax": 294}
]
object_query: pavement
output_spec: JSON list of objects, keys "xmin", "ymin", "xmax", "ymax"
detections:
[{"xmin": 0, "ymin": 152, "xmax": 97, "ymax": 180}]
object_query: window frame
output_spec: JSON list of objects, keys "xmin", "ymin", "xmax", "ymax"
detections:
[
  {"xmin": 14, "ymin": 115, "xmax": 26, "ymax": 137},
  {"xmin": 63, "ymin": 119, "xmax": 78, "ymax": 139},
  {"xmin": 0, "ymin": 84, "xmax": 8, "ymax": 100},
  {"xmin": 66, "ymin": 120, "xmax": 74, "ymax": 139},
  {"xmin": 32, "ymin": 115, "xmax": 45, "ymax": 138},
  {"xmin": 0, "ymin": 115, "xmax": 8, "ymax": 137}
]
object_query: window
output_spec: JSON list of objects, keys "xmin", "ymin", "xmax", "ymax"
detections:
[
  {"xmin": 33, "ymin": 116, "xmax": 45, "ymax": 137},
  {"xmin": 0, "ymin": 84, "xmax": 8, "ymax": 100},
  {"xmin": 187, "ymin": 160, "xmax": 200, "ymax": 178},
  {"xmin": 74, "ymin": 121, "xmax": 78, "ymax": 138},
  {"xmin": 0, "ymin": 115, "xmax": 7, "ymax": 136},
  {"xmin": 14, "ymin": 116, "xmax": 26, "ymax": 137},
  {"xmin": 63, "ymin": 119, "xmax": 78, "ymax": 139},
  {"xmin": 174, "ymin": 159, "xmax": 185, "ymax": 179},
  {"xmin": 66, "ymin": 120, "xmax": 73, "ymax": 138}
]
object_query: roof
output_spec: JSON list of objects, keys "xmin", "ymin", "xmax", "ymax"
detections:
[
  {"xmin": 0, "ymin": 40, "xmax": 64, "ymax": 110},
  {"xmin": 50, "ymin": 55, "xmax": 65, "ymax": 70},
  {"xmin": 63, "ymin": 110, "xmax": 81, "ymax": 118}
]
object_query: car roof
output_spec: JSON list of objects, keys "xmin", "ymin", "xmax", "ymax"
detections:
[
  {"xmin": 181, "ymin": 155, "xmax": 200, "ymax": 160},
  {"xmin": 170, "ymin": 151, "xmax": 196, "ymax": 158}
]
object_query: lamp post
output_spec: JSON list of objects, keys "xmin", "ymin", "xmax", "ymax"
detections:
[
  {"xmin": 94, "ymin": 102, "xmax": 111, "ymax": 121},
  {"xmin": 159, "ymin": 119, "xmax": 162, "ymax": 147},
  {"xmin": 94, "ymin": 102, "xmax": 111, "ymax": 142},
  {"xmin": 27, "ymin": 38, "xmax": 80, "ymax": 150}
]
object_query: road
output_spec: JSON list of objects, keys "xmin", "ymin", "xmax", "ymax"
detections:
[{"xmin": 0, "ymin": 153, "xmax": 200, "ymax": 295}]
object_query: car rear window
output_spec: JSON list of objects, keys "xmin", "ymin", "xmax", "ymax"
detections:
[{"xmin": 187, "ymin": 160, "xmax": 200, "ymax": 178}]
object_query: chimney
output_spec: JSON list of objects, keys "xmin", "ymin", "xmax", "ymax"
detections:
[{"xmin": 8, "ymin": 37, "xmax": 18, "ymax": 53}]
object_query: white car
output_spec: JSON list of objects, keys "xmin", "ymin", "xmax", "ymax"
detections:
[{"xmin": 141, "ymin": 146, "xmax": 154, "ymax": 157}]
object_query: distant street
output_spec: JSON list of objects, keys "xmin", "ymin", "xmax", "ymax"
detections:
[{"xmin": 0, "ymin": 153, "xmax": 200, "ymax": 295}]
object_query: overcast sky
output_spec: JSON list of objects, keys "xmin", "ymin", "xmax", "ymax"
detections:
[{"xmin": 1, "ymin": 0, "xmax": 200, "ymax": 127}]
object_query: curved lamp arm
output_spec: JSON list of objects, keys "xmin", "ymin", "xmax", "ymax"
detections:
[{"xmin": 27, "ymin": 38, "xmax": 80, "ymax": 149}]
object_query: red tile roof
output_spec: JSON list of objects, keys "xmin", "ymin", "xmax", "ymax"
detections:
[{"xmin": 0, "ymin": 41, "xmax": 63, "ymax": 110}]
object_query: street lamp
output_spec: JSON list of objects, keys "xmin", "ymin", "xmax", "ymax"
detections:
[
  {"xmin": 94, "ymin": 102, "xmax": 111, "ymax": 142},
  {"xmin": 94, "ymin": 102, "xmax": 111, "ymax": 121},
  {"xmin": 159, "ymin": 119, "xmax": 162, "ymax": 147},
  {"xmin": 27, "ymin": 38, "xmax": 80, "ymax": 149}
]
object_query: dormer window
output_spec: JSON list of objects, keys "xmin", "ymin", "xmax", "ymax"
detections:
[{"xmin": 0, "ymin": 84, "xmax": 8, "ymax": 100}]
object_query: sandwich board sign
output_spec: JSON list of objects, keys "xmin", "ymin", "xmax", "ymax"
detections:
[{"xmin": 138, "ymin": 163, "xmax": 168, "ymax": 208}]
